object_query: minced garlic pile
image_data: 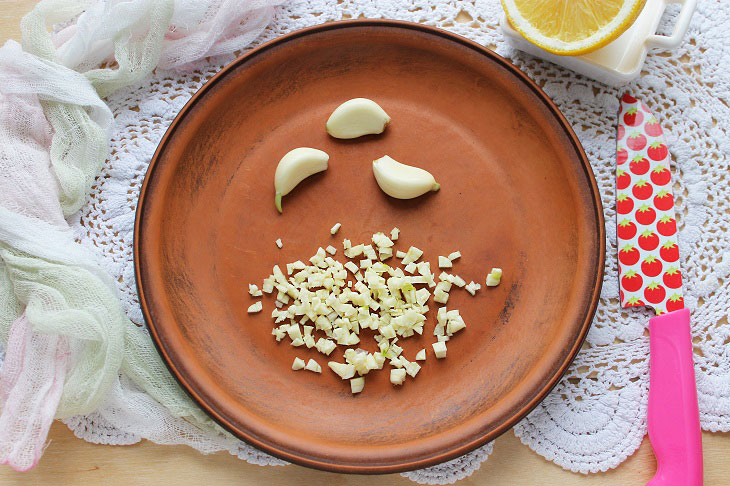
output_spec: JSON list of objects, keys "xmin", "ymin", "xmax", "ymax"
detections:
[{"xmin": 248, "ymin": 225, "xmax": 501, "ymax": 394}]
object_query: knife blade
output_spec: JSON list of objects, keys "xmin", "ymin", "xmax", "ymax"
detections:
[
  {"xmin": 616, "ymin": 94, "xmax": 684, "ymax": 313},
  {"xmin": 616, "ymin": 93, "xmax": 702, "ymax": 486}
]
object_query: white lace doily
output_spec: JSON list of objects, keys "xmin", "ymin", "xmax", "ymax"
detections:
[{"xmin": 67, "ymin": 0, "xmax": 730, "ymax": 482}]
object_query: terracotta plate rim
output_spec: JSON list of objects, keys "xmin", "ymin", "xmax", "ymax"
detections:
[{"xmin": 134, "ymin": 19, "xmax": 606, "ymax": 474}]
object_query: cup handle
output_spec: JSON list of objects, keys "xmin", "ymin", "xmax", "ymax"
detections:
[{"xmin": 646, "ymin": 0, "xmax": 697, "ymax": 50}]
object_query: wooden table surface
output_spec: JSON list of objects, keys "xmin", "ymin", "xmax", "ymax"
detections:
[{"xmin": 1, "ymin": 2, "xmax": 727, "ymax": 484}]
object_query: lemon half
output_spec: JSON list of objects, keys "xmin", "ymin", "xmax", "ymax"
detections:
[{"xmin": 502, "ymin": 0, "xmax": 647, "ymax": 56}]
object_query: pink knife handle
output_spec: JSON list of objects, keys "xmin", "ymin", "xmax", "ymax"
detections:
[{"xmin": 647, "ymin": 308, "xmax": 703, "ymax": 486}]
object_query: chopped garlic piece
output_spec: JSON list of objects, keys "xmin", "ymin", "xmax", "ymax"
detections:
[
  {"xmin": 350, "ymin": 377, "xmax": 365, "ymax": 394},
  {"xmin": 433, "ymin": 282, "xmax": 451, "ymax": 304},
  {"xmin": 486, "ymin": 268, "xmax": 503, "ymax": 287},
  {"xmin": 254, "ymin": 225, "xmax": 496, "ymax": 394},
  {"xmin": 447, "ymin": 315, "xmax": 466, "ymax": 334},
  {"xmin": 433, "ymin": 289, "xmax": 449, "ymax": 304},
  {"xmin": 287, "ymin": 324, "xmax": 302, "ymax": 341},
  {"xmin": 247, "ymin": 301, "xmax": 262, "ymax": 313},
  {"xmin": 292, "ymin": 357, "xmax": 305, "ymax": 370},
  {"xmin": 305, "ymin": 359, "xmax": 322, "ymax": 373},
  {"xmin": 315, "ymin": 338, "xmax": 337, "ymax": 355},
  {"xmin": 436, "ymin": 280, "xmax": 452, "ymax": 292},
  {"xmin": 330, "ymin": 222, "xmax": 341, "ymax": 235},
  {"xmin": 390, "ymin": 227, "xmax": 400, "ymax": 240},
  {"xmin": 363, "ymin": 245, "xmax": 377, "ymax": 260},
  {"xmin": 380, "ymin": 324, "xmax": 396, "ymax": 339},
  {"xmin": 465, "ymin": 281, "xmax": 482, "ymax": 296},
  {"xmin": 438, "ymin": 256, "xmax": 452, "ymax": 268},
  {"xmin": 345, "ymin": 244, "xmax": 364, "ymax": 258},
  {"xmin": 248, "ymin": 284, "xmax": 263, "ymax": 297},
  {"xmin": 328, "ymin": 361, "xmax": 356, "ymax": 379},
  {"xmin": 432, "ymin": 341, "xmax": 447, "ymax": 358},
  {"xmin": 390, "ymin": 368, "xmax": 406, "ymax": 385},
  {"xmin": 401, "ymin": 246, "xmax": 423, "ymax": 265},
  {"xmin": 372, "ymin": 232, "xmax": 394, "ymax": 248},
  {"xmin": 405, "ymin": 361, "xmax": 421, "ymax": 377},
  {"xmin": 275, "ymin": 238, "xmax": 283, "ymax": 248}
]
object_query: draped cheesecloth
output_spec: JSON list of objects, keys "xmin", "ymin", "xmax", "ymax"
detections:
[{"xmin": 0, "ymin": 0, "xmax": 285, "ymax": 472}]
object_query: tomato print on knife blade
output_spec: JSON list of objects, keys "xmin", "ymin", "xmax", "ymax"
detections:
[{"xmin": 615, "ymin": 95, "xmax": 683, "ymax": 314}]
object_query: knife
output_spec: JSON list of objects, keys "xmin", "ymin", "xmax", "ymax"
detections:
[{"xmin": 616, "ymin": 93, "xmax": 702, "ymax": 486}]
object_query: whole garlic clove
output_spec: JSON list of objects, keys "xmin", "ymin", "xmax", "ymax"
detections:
[
  {"xmin": 326, "ymin": 98, "xmax": 390, "ymax": 139},
  {"xmin": 274, "ymin": 147, "xmax": 329, "ymax": 213},
  {"xmin": 372, "ymin": 155, "xmax": 440, "ymax": 199}
]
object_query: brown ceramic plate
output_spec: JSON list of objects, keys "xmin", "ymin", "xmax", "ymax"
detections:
[{"xmin": 135, "ymin": 20, "xmax": 604, "ymax": 474}]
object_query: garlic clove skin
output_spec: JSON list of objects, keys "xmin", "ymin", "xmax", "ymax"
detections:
[
  {"xmin": 274, "ymin": 147, "xmax": 329, "ymax": 213},
  {"xmin": 372, "ymin": 155, "xmax": 440, "ymax": 199},
  {"xmin": 326, "ymin": 98, "xmax": 390, "ymax": 139}
]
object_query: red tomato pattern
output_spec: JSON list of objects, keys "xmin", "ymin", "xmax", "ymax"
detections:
[
  {"xmin": 660, "ymin": 242, "xmax": 680, "ymax": 262},
  {"xmin": 657, "ymin": 215, "xmax": 676, "ymax": 236},
  {"xmin": 627, "ymin": 132, "xmax": 647, "ymax": 151},
  {"xmin": 650, "ymin": 166, "xmax": 670, "ymax": 186},
  {"xmin": 623, "ymin": 107, "xmax": 643, "ymax": 127},
  {"xmin": 654, "ymin": 190, "xmax": 674, "ymax": 211},
  {"xmin": 638, "ymin": 230, "xmax": 659, "ymax": 251},
  {"xmin": 644, "ymin": 118, "xmax": 663, "ymax": 137},
  {"xmin": 616, "ymin": 94, "xmax": 682, "ymax": 313},
  {"xmin": 617, "ymin": 219, "xmax": 637, "ymax": 240},
  {"xmin": 666, "ymin": 294, "xmax": 684, "ymax": 312},
  {"xmin": 644, "ymin": 281, "xmax": 666, "ymax": 304},
  {"xmin": 622, "ymin": 271, "xmax": 643, "ymax": 292},
  {"xmin": 635, "ymin": 205, "xmax": 656, "ymax": 225},
  {"xmin": 617, "ymin": 193, "xmax": 634, "ymax": 214},
  {"xmin": 641, "ymin": 255, "xmax": 662, "ymax": 277},
  {"xmin": 616, "ymin": 169, "xmax": 631, "ymax": 190},
  {"xmin": 632, "ymin": 180, "xmax": 653, "ymax": 200},
  {"xmin": 647, "ymin": 141, "xmax": 668, "ymax": 161},
  {"xmin": 626, "ymin": 296, "xmax": 645, "ymax": 307},
  {"xmin": 619, "ymin": 245, "xmax": 640, "ymax": 265},
  {"xmin": 629, "ymin": 156, "xmax": 650, "ymax": 175},
  {"xmin": 663, "ymin": 267, "xmax": 682, "ymax": 288}
]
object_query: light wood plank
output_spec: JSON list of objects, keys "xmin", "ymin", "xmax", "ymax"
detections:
[{"xmin": 0, "ymin": 423, "xmax": 728, "ymax": 485}]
